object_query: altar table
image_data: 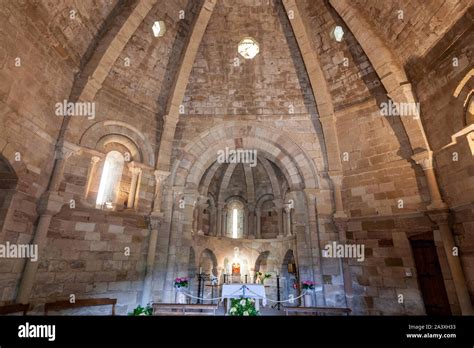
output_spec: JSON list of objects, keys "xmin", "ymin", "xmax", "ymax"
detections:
[{"xmin": 221, "ymin": 284, "xmax": 266, "ymax": 313}]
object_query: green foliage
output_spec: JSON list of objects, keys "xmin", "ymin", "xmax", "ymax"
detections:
[
  {"xmin": 128, "ymin": 304, "xmax": 153, "ymax": 316},
  {"xmin": 229, "ymin": 298, "xmax": 259, "ymax": 316}
]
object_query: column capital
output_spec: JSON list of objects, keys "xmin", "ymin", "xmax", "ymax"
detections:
[
  {"xmin": 411, "ymin": 150, "xmax": 434, "ymax": 170},
  {"xmin": 90, "ymin": 155, "xmax": 101, "ymax": 164},
  {"xmin": 128, "ymin": 162, "xmax": 143, "ymax": 175},
  {"xmin": 55, "ymin": 141, "xmax": 82, "ymax": 160},
  {"xmin": 426, "ymin": 208, "xmax": 450, "ymax": 225},
  {"xmin": 154, "ymin": 170, "xmax": 170, "ymax": 184},
  {"xmin": 328, "ymin": 172, "xmax": 343, "ymax": 186}
]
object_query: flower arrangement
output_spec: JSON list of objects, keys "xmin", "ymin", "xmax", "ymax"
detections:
[
  {"xmin": 174, "ymin": 277, "xmax": 189, "ymax": 288},
  {"xmin": 255, "ymin": 271, "xmax": 271, "ymax": 283},
  {"xmin": 128, "ymin": 304, "xmax": 153, "ymax": 316},
  {"xmin": 302, "ymin": 280, "xmax": 316, "ymax": 290},
  {"xmin": 229, "ymin": 298, "xmax": 259, "ymax": 316}
]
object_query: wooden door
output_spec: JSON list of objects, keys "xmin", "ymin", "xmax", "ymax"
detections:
[{"xmin": 411, "ymin": 239, "xmax": 451, "ymax": 315}]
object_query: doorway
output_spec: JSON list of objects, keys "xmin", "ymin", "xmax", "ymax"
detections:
[{"xmin": 410, "ymin": 235, "xmax": 451, "ymax": 315}]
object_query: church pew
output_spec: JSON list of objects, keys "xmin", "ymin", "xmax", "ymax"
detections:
[
  {"xmin": 0, "ymin": 303, "xmax": 30, "ymax": 315},
  {"xmin": 284, "ymin": 306, "xmax": 351, "ymax": 316},
  {"xmin": 44, "ymin": 298, "xmax": 117, "ymax": 315},
  {"xmin": 153, "ymin": 303, "xmax": 218, "ymax": 316}
]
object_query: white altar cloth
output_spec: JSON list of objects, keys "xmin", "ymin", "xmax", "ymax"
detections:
[{"xmin": 221, "ymin": 284, "xmax": 266, "ymax": 313}]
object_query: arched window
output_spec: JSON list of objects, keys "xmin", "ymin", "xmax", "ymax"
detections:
[
  {"xmin": 227, "ymin": 200, "xmax": 244, "ymax": 238},
  {"xmin": 232, "ymin": 208, "xmax": 238, "ymax": 238},
  {"xmin": 96, "ymin": 151, "xmax": 124, "ymax": 208}
]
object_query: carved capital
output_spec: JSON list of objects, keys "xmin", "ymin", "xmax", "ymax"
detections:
[
  {"xmin": 128, "ymin": 162, "xmax": 142, "ymax": 175},
  {"xmin": 154, "ymin": 170, "xmax": 170, "ymax": 185},
  {"xmin": 412, "ymin": 150, "xmax": 434, "ymax": 170},
  {"xmin": 55, "ymin": 141, "xmax": 81, "ymax": 160},
  {"xmin": 426, "ymin": 209, "xmax": 450, "ymax": 226},
  {"xmin": 90, "ymin": 155, "xmax": 101, "ymax": 164}
]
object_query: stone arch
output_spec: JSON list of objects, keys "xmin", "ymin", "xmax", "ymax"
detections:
[
  {"xmin": 281, "ymin": 249, "xmax": 299, "ymax": 304},
  {"xmin": 199, "ymin": 248, "xmax": 218, "ymax": 276},
  {"xmin": 170, "ymin": 122, "xmax": 320, "ymax": 191},
  {"xmin": 79, "ymin": 120, "xmax": 155, "ymax": 166},
  {"xmin": 255, "ymin": 250, "xmax": 271, "ymax": 274}
]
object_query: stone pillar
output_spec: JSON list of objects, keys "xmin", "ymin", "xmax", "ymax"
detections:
[
  {"xmin": 84, "ymin": 155, "xmax": 101, "ymax": 198},
  {"xmin": 284, "ymin": 204, "xmax": 292, "ymax": 237},
  {"xmin": 17, "ymin": 142, "xmax": 80, "ymax": 303},
  {"xmin": 141, "ymin": 215, "xmax": 161, "ymax": 306},
  {"xmin": 333, "ymin": 217, "xmax": 353, "ymax": 310},
  {"xmin": 274, "ymin": 199, "xmax": 283, "ymax": 237},
  {"xmin": 255, "ymin": 210, "xmax": 261, "ymax": 239},
  {"xmin": 216, "ymin": 205, "xmax": 222, "ymax": 237},
  {"xmin": 152, "ymin": 170, "xmax": 170, "ymax": 213},
  {"xmin": 427, "ymin": 210, "xmax": 473, "ymax": 315},
  {"xmin": 412, "ymin": 151, "xmax": 447, "ymax": 210},
  {"xmin": 329, "ymin": 172, "xmax": 347, "ymax": 218},
  {"xmin": 222, "ymin": 209, "xmax": 228, "ymax": 237},
  {"xmin": 247, "ymin": 204, "xmax": 255, "ymax": 238},
  {"xmin": 127, "ymin": 163, "xmax": 142, "ymax": 209},
  {"xmin": 49, "ymin": 142, "xmax": 81, "ymax": 191},
  {"xmin": 16, "ymin": 192, "xmax": 65, "ymax": 303}
]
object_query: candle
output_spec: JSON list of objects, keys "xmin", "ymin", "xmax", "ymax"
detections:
[{"xmin": 199, "ymin": 267, "xmax": 202, "ymax": 274}]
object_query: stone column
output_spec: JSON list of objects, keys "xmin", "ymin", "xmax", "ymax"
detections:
[
  {"xmin": 247, "ymin": 204, "xmax": 255, "ymax": 238},
  {"xmin": 329, "ymin": 172, "xmax": 347, "ymax": 218},
  {"xmin": 84, "ymin": 155, "xmax": 101, "ymax": 198},
  {"xmin": 152, "ymin": 170, "xmax": 170, "ymax": 213},
  {"xmin": 274, "ymin": 199, "xmax": 283, "ymax": 237},
  {"xmin": 222, "ymin": 208, "xmax": 228, "ymax": 237},
  {"xmin": 412, "ymin": 151, "xmax": 447, "ymax": 210},
  {"xmin": 333, "ymin": 217, "xmax": 353, "ymax": 310},
  {"xmin": 284, "ymin": 204, "xmax": 292, "ymax": 237},
  {"xmin": 141, "ymin": 215, "xmax": 161, "ymax": 306},
  {"xmin": 216, "ymin": 204, "xmax": 222, "ymax": 237},
  {"xmin": 427, "ymin": 210, "xmax": 473, "ymax": 315},
  {"xmin": 127, "ymin": 163, "xmax": 142, "ymax": 209},
  {"xmin": 17, "ymin": 142, "xmax": 80, "ymax": 303},
  {"xmin": 255, "ymin": 210, "xmax": 261, "ymax": 239},
  {"xmin": 49, "ymin": 142, "xmax": 81, "ymax": 191}
]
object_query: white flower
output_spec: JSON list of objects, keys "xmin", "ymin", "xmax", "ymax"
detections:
[
  {"xmin": 243, "ymin": 311, "xmax": 249, "ymax": 316},
  {"xmin": 240, "ymin": 299, "xmax": 246, "ymax": 306},
  {"xmin": 230, "ymin": 307, "xmax": 237, "ymax": 313}
]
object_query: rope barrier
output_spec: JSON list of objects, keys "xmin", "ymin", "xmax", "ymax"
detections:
[{"xmin": 178, "ymin": 284, "xmax": 309, "ymax": 304}]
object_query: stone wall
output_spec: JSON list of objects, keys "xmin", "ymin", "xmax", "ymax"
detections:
[{"xmin": 412, "ymin": 10, "xmax": 474, "ymax": 301}]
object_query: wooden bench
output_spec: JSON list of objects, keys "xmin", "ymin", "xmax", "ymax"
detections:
[
  {"xmin": 284, "ymin": 306, "xmax": 351, "ymax": 316},
  {"xmin": 153, "ymin": 303, "xmax": 218, "ymax": 316},
  {"xmin": 44, "ymin": 298, "xmax": 117, "ymax": 315},
  {"xmin": 0, "ymin": 303, "xmax": 30, "ymax": 315}
]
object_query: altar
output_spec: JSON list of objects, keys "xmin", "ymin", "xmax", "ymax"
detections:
[{"xmin": 221, "ymin": 284, "xmax": 266, "ymax": 313}]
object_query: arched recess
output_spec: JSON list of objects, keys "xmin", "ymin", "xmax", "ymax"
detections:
[
  {"xmin": 199, "ymin": 248, "xmax": 218, "ymax": 276},
  {"xmin": 255, "ymin": 251, "xmax": 271, "ymax": 274},
  {"xmin": 79, "ymin": 120, "xmax": 155, "ymax": 167},
  {"xmin": 281, "ymin": 249, "xmax": 299, "ymax": 306},
  {"xmin": 170, "ymin": 122, "xmax": 320, "ymax": 192}
]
